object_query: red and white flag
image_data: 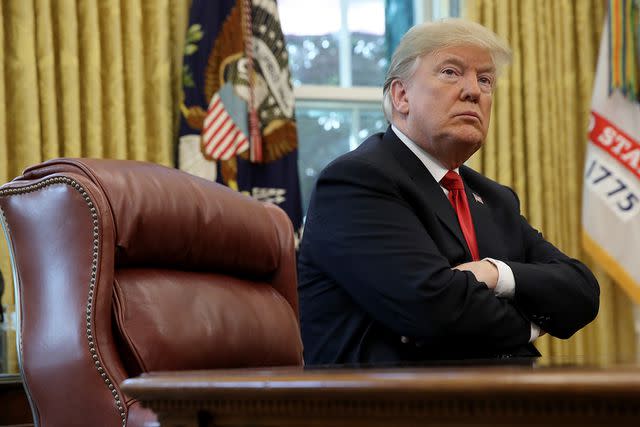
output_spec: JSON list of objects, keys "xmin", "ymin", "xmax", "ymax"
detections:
[{"xmin": 202, "ymin": 93, "xmax": 249, "ymax": 160}]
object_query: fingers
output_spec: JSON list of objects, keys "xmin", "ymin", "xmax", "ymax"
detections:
[{"xmin": 452, "ymin": 260, "xmax": 498, "ymax": 289}]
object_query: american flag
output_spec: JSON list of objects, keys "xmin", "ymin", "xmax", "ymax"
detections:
[
  {"xmin": 178, "ymin": 0, "xmax": 303, "ymax": 243},
  {"xmin": 202, "ymin": 93, "xmax": 249, "ymax": 160}
]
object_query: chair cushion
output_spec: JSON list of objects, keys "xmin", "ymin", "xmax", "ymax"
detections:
[{"xmin": 112, "ymin": 269, "xmax": 303, "ymax": 374}]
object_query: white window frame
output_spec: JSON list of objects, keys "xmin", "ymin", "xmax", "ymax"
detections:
[{"xmin": 294, "ymin": 85, "xmax": 381, "ymax": 103}]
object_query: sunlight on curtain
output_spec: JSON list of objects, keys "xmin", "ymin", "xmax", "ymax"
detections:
[
  {"xmin": 0, "ymin": 0, "xmax": 191, "ymax": 373},
  {"xmin": 464, "ymin": 0, "xmax": 636, "ymax": 365}
]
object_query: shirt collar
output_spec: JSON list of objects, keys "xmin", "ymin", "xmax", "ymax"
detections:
[{"xmin": 390, "ymin": 125, "xmax": 459, "ymax": 184}]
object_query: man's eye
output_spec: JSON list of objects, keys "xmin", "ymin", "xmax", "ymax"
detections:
[
  {"xmin": 442, "ymin": 68, "xmax": 457, "ymax": 76},
  {"xmin": 479, "ymin": 76, "xmax": 493, "ymax": 86}
]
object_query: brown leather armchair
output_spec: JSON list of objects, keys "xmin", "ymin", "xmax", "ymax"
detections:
[{"xmin": 0, "ymin": 158, "xmax": 303, "ymax": 426}]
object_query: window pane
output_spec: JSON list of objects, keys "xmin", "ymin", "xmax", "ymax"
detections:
[
  {"xmin": 297, "ymin": 106, "xmax": 351, "ymax": 210},
  {"xmin": 349, "ymin": 0, "xmax": 387, "ymax": 86},
  {"xmin": 284, "ymin": 34, "xmax": 340, "ymax": 86},
  {"xmin": 357, "ymin": 108, "xmax": 388, "ymax": 144},
  {"xmin": 280, "ymin": 0, "xmax": 386, "ymax": 87},
  {"xmin": 296, "ymin": 102, "xmax": 386, "ymax": 212}
]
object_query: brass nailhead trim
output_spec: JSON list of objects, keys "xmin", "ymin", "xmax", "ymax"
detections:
[{"xmin": 0, "ymin": 177, "xmax": 127, "ymax": 425}]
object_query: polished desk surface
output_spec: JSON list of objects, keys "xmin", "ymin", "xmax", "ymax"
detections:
[{"xmin": 121, "ymin": 364, "xmax": 640, "ymax": 427}]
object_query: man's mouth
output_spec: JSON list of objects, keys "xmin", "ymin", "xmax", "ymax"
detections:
[{"xmin": 455, "ymin": 111, "xmax": 481, "ymax": 121}]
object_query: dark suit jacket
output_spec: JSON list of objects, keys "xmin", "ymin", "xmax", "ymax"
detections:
[{"xmin": 298, "ymin": 127, "xmax": 599, "ymax": 365}]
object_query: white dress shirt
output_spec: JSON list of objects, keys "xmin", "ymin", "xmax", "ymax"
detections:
[{"xmin": 391, "ymin": 125, "xmax": 540, "ymax": 342}]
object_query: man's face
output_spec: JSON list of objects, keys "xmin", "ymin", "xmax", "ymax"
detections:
[{"xmin": 394, "ymin": 45, "xmax": 496, "ymax": 168}]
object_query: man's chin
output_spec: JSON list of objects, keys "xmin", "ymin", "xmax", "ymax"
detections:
[{"xmin": 451, "ymin": 130, "xmax": 485, "ymax": 150}]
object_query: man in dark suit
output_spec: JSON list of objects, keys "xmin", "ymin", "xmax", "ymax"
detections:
[{"xmin": 297, "ymin": 19, "xmax": 599, "ymax": 365}]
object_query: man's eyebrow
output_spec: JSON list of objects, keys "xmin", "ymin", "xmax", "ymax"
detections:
[{"xmin": 435, "ymin": 56, "xmax": 496, "ymax": 74}]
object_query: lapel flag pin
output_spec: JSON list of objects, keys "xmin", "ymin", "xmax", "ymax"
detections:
[{"xmin": 473, "ymin": 193, "xmax": 484, "ymax": 204}]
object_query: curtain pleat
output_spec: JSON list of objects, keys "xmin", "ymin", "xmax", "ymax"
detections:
[
  {"xmin": 78, "ymin": 0, "xmax": 104, "ymax": 158},
  {"xmin": 121, "ymin": 0, "xmax": 147, "ymax": 161},
  {"xmin": 465, "ymin": 0, "xmax": 637, "ymax": 365},
  {"xmin": 0, "ymin": 1, "xmax": 8, "ymax": 182},
  {"xmin": 1, "ymin": 0, "xmax": 191, "ymax": 373},
  {"xmin": 513, "ymin": 0, "xmax": 528, "ymax": 207},
  {"xmin": 169, "ymin": 0, "xmax": 191, "ymax": 155},
  {"xmin": 55, "ymin": 0, "xmax": 83, "ymax": 158},
  {"xmin": 99, "ymin": 1, "xmax": 128, "ymax": 159},
  {"xmin": 142, "ymin": 0, "xmax": 173, "ymax": 166},
  {"xmin": 494, "ymin": 0, "xmax": 510, "ymax": 186},
  {"xmin": 34, "ymin": 0, "xmax": 60, "ymax": 160}
]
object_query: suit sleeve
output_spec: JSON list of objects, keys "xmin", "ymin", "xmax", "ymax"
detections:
[
  {"xmin": 504, "ymin": 190, "xmax": 599, "ymax": 339},
  {"xmin": 304, "ymin": 158, "xmax": 532, "ymax": 351}
]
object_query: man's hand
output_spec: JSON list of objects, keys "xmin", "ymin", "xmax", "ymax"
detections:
[{"xmin": 453, "ymin": 260, "xmax": 499, "ymax": 289}]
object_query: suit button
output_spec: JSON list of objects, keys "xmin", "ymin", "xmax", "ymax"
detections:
[{"xmin": 400, "ymin": 336, "xmax": 410, "ymax": 344}]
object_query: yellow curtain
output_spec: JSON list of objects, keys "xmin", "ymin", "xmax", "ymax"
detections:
[
  {"xmin": 0, "ymin": 0, "xmax": 191, "ymax": 373},
  {"xmin": 464, "ymin": 0, "xmax": 637, "ymax": 365}
]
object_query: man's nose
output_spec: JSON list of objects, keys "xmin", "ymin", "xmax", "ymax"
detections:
[{"xmin": 460, "ymin": 73, "xmax": 481, "ymax": 102}]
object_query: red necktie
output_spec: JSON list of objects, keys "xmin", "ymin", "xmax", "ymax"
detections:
[{"xmin": 440, "ymin": 170, "xmax": 480, "ymax": 261}]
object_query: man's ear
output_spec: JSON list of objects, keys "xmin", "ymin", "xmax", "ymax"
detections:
[{"xmin": 390, "ymin": 79, "xmax": 409, "ymax": 115}]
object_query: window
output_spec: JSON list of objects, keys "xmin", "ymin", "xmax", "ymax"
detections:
[
  {"xmin": 296, "ymin": 101, "xmax": 387, "ymax": 208},
  {"xmin": 280, "ymin": 0, "xmax": 387, "ymax": 87},
  {"xmin": 280, "ymin": 0, "xmax": 462, "ymax": 212}
]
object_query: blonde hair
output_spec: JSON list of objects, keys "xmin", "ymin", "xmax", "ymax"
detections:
[{"xmin": 382, "ymin": 19, "xmax": 512, "ymax": 122}]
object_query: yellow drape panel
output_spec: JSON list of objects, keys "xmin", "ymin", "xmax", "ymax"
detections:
[
  {"xmin": 465, "ymin": 0, "xmax": 636, "ymax": 365},
  {"xmin": 0, "ymin": 0, "xmax": 191, "ymax": 373}
]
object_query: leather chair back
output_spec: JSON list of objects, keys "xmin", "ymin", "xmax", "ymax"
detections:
[{"xmin": 0, "ymin": 158, "xmax": 303, "ymax": 426}]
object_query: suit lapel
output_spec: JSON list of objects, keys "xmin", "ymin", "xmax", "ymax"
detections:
[{"xmin": 382, "ymin": 128, "xmax": 470, "ymax": 259}]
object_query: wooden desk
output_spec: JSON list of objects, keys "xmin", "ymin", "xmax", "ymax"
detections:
[
  {"xmin": 121, "ymin": 366, "xmax": 640, "ymax": 427},
  {"xmin": 0, "ymin": 374, "xmax": 33, "ymax": 426}
]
